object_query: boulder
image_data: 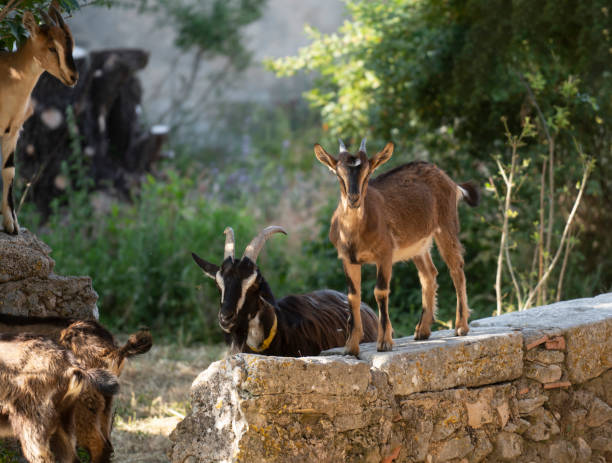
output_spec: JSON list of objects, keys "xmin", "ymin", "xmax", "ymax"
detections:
[{"xmin": 0, "ymin": 230, "xmax": 98, "ymax": 318}]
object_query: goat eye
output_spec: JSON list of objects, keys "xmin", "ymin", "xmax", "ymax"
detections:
[{"xmin": 48, "ymin": 47, "xmax": 57, "ymax": 54}]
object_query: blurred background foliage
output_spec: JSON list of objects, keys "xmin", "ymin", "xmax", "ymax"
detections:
[{"xmin": 6, "ymin": 0, "xmax": 612, "ymax": 342}]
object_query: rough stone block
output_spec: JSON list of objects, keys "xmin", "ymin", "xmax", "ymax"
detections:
[
  {"xmin": 0, "ymin": 230, "xmax": 54, "ymax": 282},
  {"xmin": 494, "ymin": 432, "xmax": 523, "ymax": 460},
  {"xmin": 524, "ymin": 362, "xmax": 562, "ymax": 384},
  {"xmin": 0, "ymin": 275, "xmax": 98, "ymax": 319},
  {"xmin": 170, "ymin": 294, "xmax": 612, "ymax": 463},
  {"xmin": 472, "ymin": 293, "xmax": 612, "ymax": 384},
  {"xmin": 0, "ymin": 229, "xmax": 98, "ymax": 319},
  {"xmin": 586, "ymin": 396, "xmax": 612, "ymax": 427},
  {"xmin": 325, "ymin": 327, "xmax": 523, "ymax": 395},
  {"xmin": 525, "ymin": 348, "xmax": 565, "ymax": 364}
]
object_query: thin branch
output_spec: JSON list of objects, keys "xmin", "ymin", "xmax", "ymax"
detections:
[
  {"xmin": 537, "ymin": 154, "xmax": 546, "ymax": 305},
  {"xmin": 555, "ymin": 230, "xmax": 574, "ymax": 302},
  {"xmin": 0, "ymin": 0, "xmax": 23, "ymax": 23},
  {"xmin": 495, "ymin": 150, "xmax": 517, "ymax": 316},
  {"xmin": 543, "ymin": 136, "xmax": 555, "ymax": 304},
  {"xmin": 519, "ymin": 74, "xmax": 558, "ymax": 305},
  {"xmin": 523, "ymin": 159, "xmax": 593, "ymax": 309},
  {"xmin": 504, "ymin": 239, "xmax": 523, "ymax": 309}
]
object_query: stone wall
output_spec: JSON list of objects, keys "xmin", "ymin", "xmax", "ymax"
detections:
[
  {"xmin": 0, "ymin": 230, "xmax": 98, "ymax": 318},
  {"xmin": 169, "ymin": 293, "xmax": 612, "ymax": 463}
]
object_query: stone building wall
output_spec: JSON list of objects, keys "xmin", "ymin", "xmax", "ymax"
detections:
[
  {"xmin": 0, "ymin": 230, "xmax": 98, "ymax": 319},
  {"xmin": 169, "ymin": 293, "xmax": 612, "ymax": 462}
]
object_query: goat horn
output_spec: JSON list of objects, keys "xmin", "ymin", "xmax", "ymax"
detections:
[
  {"xmin": 223, "ymin": 227, "xmax": 235, "ymax": 261},
  {"xmin": 52, "ymin": 6, "xmax": 66, "ymax": 29},
  {"xmin": 338, "ymin": 138, "xmax": 347, "ymax": 153},
  {"xmin": 41, "ymin": 10, "xmax": 56, "ymax": 26},
  {"xmin": 243, "ymin": 226, "xmax": 287, "ymax": 263},
  {"xmin": 359, "ymin": 137, "xmax": 367, "ymax": 153}
]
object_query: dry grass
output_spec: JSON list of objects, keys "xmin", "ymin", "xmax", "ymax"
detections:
[{"xmin": 111, "ymin": 342, "xmax": 226, "ymax": 462}]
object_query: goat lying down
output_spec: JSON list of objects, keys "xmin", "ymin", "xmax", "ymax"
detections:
[
  {"xmin": 0, "ymin": 314, "xmax": 152, "ymax": 459},
  {"xmin": 0, "ymin": 334, "xmax": 119, "ymax": 463},
  {"xmin": 192, "ymin": 226, "xmax": 378, "ymax": 357}
]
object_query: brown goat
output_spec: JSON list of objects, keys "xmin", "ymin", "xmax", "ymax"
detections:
[
  {"xmin": 0, "ymin": 334, "xmax": 119, "ymax": 463},
  {"xmin": 0, "ymin": 314, "xmax": 152, "ymax": 376},
  {"xmin": 315, "ymin": 139, "xmax": 479, "ymax": 356},
  {"xmin": 192, "ymin": 226, "xmax": 378, "ymax": 356},
  {"xmin": 0, "ymin": 314, "xmax": 152, "ymax": 459},
  {"xmin": 0, "ymin": 5, "xmax": 78, "ymax": 234}
]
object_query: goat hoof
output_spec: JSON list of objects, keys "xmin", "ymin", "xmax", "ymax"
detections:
[
  {"xmin": 2, "ymin": 225, "xmax": 18, "ymax": 235},
  {"xmin": 414, "ymin": 327, "xmax": 431, "ymax": 341},
  {"xmin": 343, "ymin": 347, "xmax": 360, "ymax": 357},
  {"xmin": 455, "ymin": 326, "xmax": 469, "ymax": 336},
  {"xmin": 377, "ymin": 341, "xmax": 393, "ymax": 352}
]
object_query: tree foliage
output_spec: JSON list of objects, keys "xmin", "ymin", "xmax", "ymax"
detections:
[
  {"xmin": 269, "ymin": 0, "xmax": 610, "ymax": 148},
  {"xmin": 270, "ymin": 0, "xmax": 612, "ymax": 306},
  {"xmin": 0, "ymin": 0, "xmax": 86, "ymax": 50},
  {"xmin": 130, "ymin": 0, "xmax": 266, "ymax": 72}
]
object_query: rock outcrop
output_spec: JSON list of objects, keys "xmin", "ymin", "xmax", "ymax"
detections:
[
  {"xmin": 169, "ymin": 293, "xmax": 612, "ymax": 463},
  {"xmin": 0, "ymin": 230, "xmax": 98, "ymax": 318}
]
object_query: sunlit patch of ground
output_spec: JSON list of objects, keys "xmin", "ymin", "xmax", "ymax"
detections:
[{"xmin": 111, "ymin": 342, "xmax": 226, "ymax": 463}]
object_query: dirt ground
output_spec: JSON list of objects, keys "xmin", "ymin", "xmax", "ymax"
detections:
[
  {"xmin": 0, "ymin": 342, "xmax": 226, "ymax": 463},
  {"xmin": 111, "ymin": 342, "xmax": 226, "ymax": 462}
]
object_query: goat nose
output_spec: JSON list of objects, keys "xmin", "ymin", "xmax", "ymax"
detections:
[{"xmin": 348, "ymin": 194, "xmax": 359, "ymax": 204}]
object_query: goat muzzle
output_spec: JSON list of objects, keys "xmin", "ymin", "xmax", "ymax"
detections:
[
  {"xmin": 348, "ymin": 194, "xmax": 360, "ymax": 208},
  {"xmin": 218, "ymin": 314, "xmax": 235, "ymax": 331}
]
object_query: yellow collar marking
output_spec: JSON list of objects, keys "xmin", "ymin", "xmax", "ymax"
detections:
[{"xmin": 249, "ymin": 316, "xmax": 277, "ymax": 353}]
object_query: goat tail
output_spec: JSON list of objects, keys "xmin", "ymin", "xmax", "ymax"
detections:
[
  {"xmin": 118, "ymin": 328, "xmax": 153, "ymax": 359},
  {"xmin": 458, "ymin": 181, "xmax": 480, "ymax": 207}
]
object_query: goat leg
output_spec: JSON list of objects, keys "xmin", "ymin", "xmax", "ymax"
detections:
[
  {"xmin": 413, "ymin": 252, "xmax": 439, "ymax": 340},
  {"xmin": 374, "ymin": 259, "xmax": 393, "ymax": 351},
  {"xmin": 434, "ymin": 232, "xmax": 470, "ymax": 336},
  {"xmin": 1, "ymin": 135, "xmax": 19, "ymax": 235},
  {"xmin": 343, "ymin": 260, "xmax": 363, "ymax": 356}
]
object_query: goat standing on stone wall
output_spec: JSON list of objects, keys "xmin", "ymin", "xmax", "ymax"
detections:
[
  {"xmin": 0, "ymin": 334, "xmax": 119, "ymax": 463},
  {"xmin": 315, "ymin": 139, "xmax": 479, "ymax": 356},
  {"xmin": 192, "ymin": 226, "xmax": 379, "ymax": 356},
  {"xmin": 0, "ymin": 5, "xmax": 78, "ymax": 234}
]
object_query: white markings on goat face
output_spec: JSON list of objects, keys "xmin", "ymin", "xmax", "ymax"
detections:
[
  {"xmin": 215, "ymin": 271, "xmax": 225, "ymax": 303},
  {"xmin": 246, "ymin": 310, "xmax": 264, "ymax": 350},
  {"xmin": 236, "ymin": 271, "xmax": 258, "ymax": 313}
]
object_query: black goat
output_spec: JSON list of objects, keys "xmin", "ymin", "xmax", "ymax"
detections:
[{"xmin": 191, "ymin": 226, "xmax": 378, "ymax": 356}]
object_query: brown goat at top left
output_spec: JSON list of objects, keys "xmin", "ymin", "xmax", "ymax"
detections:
[
  {"xmin": 0, "ymin": 5, "xmax": 78, "ymax": 234},
  {"xmin": 0, "ymin": 334, "xmax": 119, "ymax": 463}
]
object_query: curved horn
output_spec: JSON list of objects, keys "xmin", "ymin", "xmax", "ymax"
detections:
[
  {"xmin": 359, "ymin": 137, "xmax": 367, "ymax": 153},
  {"xmin": 243, "ymin": 226, "xmax": 287, "ymax": 263},
  {"xmin": 223, "ymin": 227, "xmax": 235, "ymax": 261},
  {"xmin": 338, "ymin": 138, "xmax": 347, "ymax": 153}
]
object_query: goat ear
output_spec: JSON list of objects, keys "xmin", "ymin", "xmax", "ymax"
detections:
[
  {"xmin": 191, "ymin": 252, "xmax": 219, "ymax": 279},
  {"xmin": 119, "ymin": 329, "xmax": 153, "ymax": 358},
  {"xmin": 314, "ymin": 144, "xmax": 338, "ymax": 173},
  {"xmin": 369, "ymin": 141, "xmax": 394, "ymax": 172},
  {"xmin": 23, "ymin": 12, "xmax": 39, "ymax": 37}
]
